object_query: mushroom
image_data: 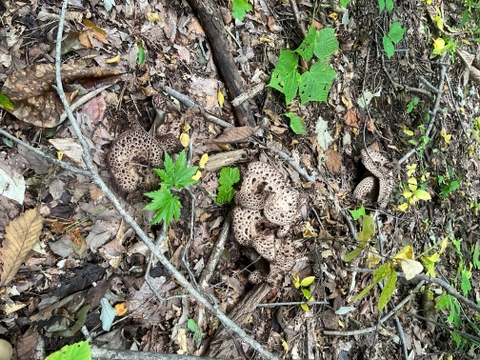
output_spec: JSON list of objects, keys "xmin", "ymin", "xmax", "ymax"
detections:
[{"xmin": 0, "ymin": 339, "xmax": 12, "ymax": 360}]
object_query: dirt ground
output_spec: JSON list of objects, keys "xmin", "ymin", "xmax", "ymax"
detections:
[{"xmin": 0, "ymin": 0, "xmax": 480, "ymax": 359}]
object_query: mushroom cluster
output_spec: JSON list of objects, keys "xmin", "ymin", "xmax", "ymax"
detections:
[
  {"xmin": 107, "ymin": 95, "xmax": 182, "ymax": 192},
  {"xmin": 353, "ymin": 146, "xmax": 395, "ymax": 208},
  {"xmin": 232, "ymin": 161, "xmax": 306, "ymax": 286}
]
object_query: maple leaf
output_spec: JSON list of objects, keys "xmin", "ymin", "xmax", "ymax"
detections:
[
  {"xmin": 145, "ymin": 188, "xmax": 182, "ymax": 226},
  {"xmin": 155, "ymin": 150, "xmax": 198, "ymax": 189}
]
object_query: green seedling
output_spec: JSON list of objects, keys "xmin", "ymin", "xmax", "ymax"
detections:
[
  {"xmin": 187, "ymin": 318, "xmax": 202, "ymax": 348},
  {"xmin": 232, "ymin": 0, "xmax": 252, "ymax": 21},
  {"xmin": 145, "ymin": 150, "xmax": 198, "ymax": 227},
  {"xmin": 292, "ymin": 275, "xmax": 315, "ymax": 311},
  {"xmin": 216, "ymin": 167, "xmax": 240, "ymax": 204},
  {"xmin": 406, "ymin": 97, "xmax": 419, "ymax": 114},
  {"xmin": 382, "ymin": 22, "xmax": 405, "ymax": 59},
  {"xmin": 378, "ymin": 0, "xmax": 394, "ymax": 12},
  {"xmin": 343, "ymin": 206, "xmax": 375, "ymax": 262}
]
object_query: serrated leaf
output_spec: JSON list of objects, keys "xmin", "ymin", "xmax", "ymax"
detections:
[
  {"xmin": 232, "ymin": 0, "xmax": 252, "ymax": 21},
  {"xmin": 0, "ymin": 209, "xmax": 43, "ymax": 286},
  {"xmin": 461, "ymin": 269, "xmax": 472, "ymax": 296},
  {"xmin": 413, "ymin": 189, "xmax": 431, "ymax": 201},
  {"xmin": 397, "ymin": 258, "xmax": 423, "ymax": 280},
  {"xmin": 145, "ymin": 188, "xmax": 181, "ymax": 227},
  {"xmin": 388, "ymin": 22, "xmax": 405, "ymax": 43},
  {"xmin": 45, "ymin": 340, "xmax": 91, "ymax": 360},
  {"xmin": 298, "ymin": 62, "xmax": 337, "ymax": 104},
  {"xmin": 349, "ymin": 205, "xmax": 366, "ymax": 220},
  {"xmin": 378, "ymin": 267, "xmax": 397, "ymax": 311},
  {"xmin": 313, "ymin": 28, "xmax": 339, "ymax": 61},
  {"xmin": 268, "ymin": 50, "xmax": 300, "ymax": 103},
  {"xmin": 218, "ymin": 167, "xmax": 240, "ymax": 186},
  {"xmin": 382, "ymin": 37, "xmax": 394, "ymax": 58},
  {"xmin": 187, "ymin": 318, "xmax": 202, "ymax": 348},
  {"xmin": 100, "ymin": 298, "xmax": 116, "ymax": 332},
  {"xmin": 343, "ymin": 246, "xmax": 363, "ymax": 262},
  {"xmin": 295, "ymin": 26, "xmax": 317, "ymax": 61},
  {"xmin": 0, "ymin": 94, "xmax": 14, "ymax": 110},
  {"xmin": 285, "ymin": 112, "xmax": 307, "ymax": 134},
  {"xmin": 157, "ymin": 151, "xmax": 198, "ymax": 189},
  {"xmin": 300, "ymin": 276, "xmax": 315, "ymax": 287},
  {"xmin": 216, "ymin": 185, "xmax": 235, "ymax": 204}
]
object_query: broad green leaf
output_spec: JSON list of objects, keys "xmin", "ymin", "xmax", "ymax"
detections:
[
  {"xmin": 386, "ymin": 0, "xmax": 394, "ymax": 11},
  {"xmin": 378, "ymin": 267, "xmax": 397, "ymax": 311},
  {"xmin": 388, "ymin": 22, "xmax": 405, "ymax": 43},
  {"xmin": 100, "ymin": 298, "xmax": 116, "ymax": 332},
  {"xmin": 357, "ymin": 214, "xmax": 374, "ymax": 241},
  {"xmin": 300, "ymin": 276, "xmax": 315, "ymax": 287},
  {"xmin": 295, "ymin": 26, "xmax": 316, "ymax": 61},
  {"xmin": 301, "ymin": 288, "xmax": 312, "ymax": 300},
  {"xmin": 268, "ymin": 50, "xmax": 300, "ymax": 103},
  {"xmin": 461, "ymin": 269, "xmax": 472, "ymax": 296},
  {"xmin": 349, "ymin": 205, "xmax": 366, "ymax": 220},
  {"xmin": 218, "ymin": 167, "xmax": 240, "ymax": 186},
  {"xmin": 340, "ymin": 0, "xmax": 351, "ymax": 7},
  {"xmin": 187, "ymin": 318, "xmax": 202, "ymax": 348},
  {"xmin": 413, "ymin": 189, "xmax": 431, "ymax": 201},
  {"xmin": 298, "ymin": 62, "xmax": 337, "ymax": 104},
  {"xmin": 232, "ymin": 0, "xmax": 252, "ymax": 21},
  {"xmin": 217, "ymin": 184, "xmax": 235, "ymax": 204},
  {"xmin": 45, "ymin": 340, "xmax": 91, "ymax": 360},
  {"xmin": 0, "ymin": 94, "xmax": 14, "ymax": 111},
  {"xmin": 137, "ymin": 43, "xmax": 146, "ymax": 65},
  {"xmin": 145, "ymin": 188, "xmax": 182, "ymax": 227},
  {"xmin": 378, "ymin": 0, "xmax": 385, "ymax": 12},
  {"xmin": 343, "ymin": 246, "xmax": 363, "ymax": 263},
  {"xmin": 382, "ymin": 37, "xmax": 394, "ymax": 58},
  {"xmin": 285, "ymin": 112, "xmax": 307, "ymax": 134},
  {"xmin": 313, "ymin": 28, "xmax": 339, "ymax": 61}
]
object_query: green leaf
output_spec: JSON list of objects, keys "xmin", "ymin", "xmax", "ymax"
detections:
[
  {"xmin": 157, "ymin": 150, "xmax": 199, "ymax": 189},
  {"xmin": 313, "ymin": 28, "xmax": 339, "ymax": 61},
  {"xmin": 349, "ymin": 205, "xmax": 366, "ymax": 220},
  {"xmin": 300, "ymin": 276, "xmax": 315, "ymax": 287},
  {"xmin": 354, "ymin": 262, "xmax": 391, "ymax": 301},
  {"xmin": 285, "ymin": 112, "xmax": 307, "ymax": 135},
  {"xmin": 382, "ymin": 36, "xmax": 394, "ymax": 58},
  {"xmin": 268, "ymin": 50, "xmax": 300, "ymax": 103},
  {"xmin": 145, "ymin": 188, "xmax": 182, "ymax": 227},
  {"xmin": 340, "ymin": 0, "xmax": 351, "ymax": 7},
  {"xmin": 218, "ymin": 167, "xmax": 240, "ymax": 186},
  {"xmin": 378, "ymin": 0, "xmax": 385, "ymax": 12},
  {"xmin": 232, "ymin": 0, "xmax": 252, "ymax": 21},
  {"xmin": 217, "ymin": 184, "xmax": 235, "ymax": 204},
  {"xmin": 45, "ymin": 340, "xmax": 91, "ymax": 360},
  {"xmin": 301, "ymin": 288, "xmax": 311, "ymax": 300},
  {"xmin": 0, "ymin": 94, "xmax": 14, "ymax": 111},
  {"xmin": 388, "ymin": 22, "xmax": 405, "ymax": 43},
  {"xmin": 413, "ymin": 189, "xmax": 431, "ymax": 201},
  {"xmin": 298, "ymin": 62, "xmax": 337, "ymax": 104},
  {"xmin": 295, "ymin": 26, "xmax": 317, "ymax": 61},
  {"xmin": 357, "ymin": 214, "xmax": 375, "ymax": 241},
  {"xmin": 137, "ymin": 43, "xmax": 146, "ymax": 65},
  {"xmin": 378, "ymin": 267, "xmax": 397, "ymax": 311},
  {"xmin": 461, "ymin": 269, "xmax": 472, "ymax": 296},
  {"xmin": 343, "ymin": 246, "xmax": 363, "ymax": 263},
  {"xmin": 386, "ymin": 0, "xmax": 394, "ymax": 11},
  {"xmin": 187, "ymin": 318, "xmax": 202, "ymax": 348}
]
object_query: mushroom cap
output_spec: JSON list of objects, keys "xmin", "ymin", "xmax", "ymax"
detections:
[
  {"xmin": 108, "ymin": 129, "xmax": 164, "ymax": 192},
  {"xmin": 0, "ymin": 339, "xmax": 12, "ymax": 360}
]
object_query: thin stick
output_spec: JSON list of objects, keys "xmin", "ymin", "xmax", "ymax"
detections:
[{"xmin": 54, "ymin": 1, "xmax": 277, "ymax": 359}]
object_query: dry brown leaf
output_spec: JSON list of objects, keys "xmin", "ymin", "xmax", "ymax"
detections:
[
  {"xmin": 366, "ymin": 118, "xmax": 376, "ymax": 133},
  {"xmin": 344, "ymin": 108, "xmax": 360, "ymax": 128},
  {"xmin": 212, "ymin": 126, "xmax": 257, "ymax": 143},
  {"xmin": 0, "ymin": 208, "xmax": 43, "ymax": 287},
  {"xmin": 1, "ymin": 63, "xmax": 120, "ymax": 128},
  {"xmin": 325, "ymin": 149, "xmax": 342, "ymax": 174}
]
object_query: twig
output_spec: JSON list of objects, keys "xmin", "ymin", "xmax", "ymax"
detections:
[
  {"xmin": 323, "ymin": 280, "xmax": 425, "ymax": 336},
  {"xmin": 90, "ymin": 347, "xmax": 230, "ymax": 360},
  {"xmin": 54, "ymin": 1, "xmax": 277, "ymax": 359},
  {"xmin": 257, "ymin": 300, "xmax": 328, "ymax": 308},
  {"xmin": 0, "ymin": 127, "xmax": 91, "ymax": 177},
  {"xmin": 394, "ymin": 316, "xmax": 408, "ymax": 360},
  {"xmin": 289, "ymin": 0, "xmax": 307, "ymax": 38}
]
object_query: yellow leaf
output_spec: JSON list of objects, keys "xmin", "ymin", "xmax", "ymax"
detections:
[
  {"xmin": 281, "ymin": 339, "xmax": 289, "ymax": 352},
  {"xmin": 413, "ymin": 189, "xmax": 431, "ymax": 201},
  {"xmin": 57, "ymin": 151, "xmax": 64, "ymax": 161},
  {"xmin": 183, "ymin": 123, "xmax": 191, "ymax": 132},
  {"xmin": 406, "ymin": 164, "xmax": 417, "ymax": 176},
  {"xmin": 439, "ymin": 237, "xmax": 448, "ymax": 253},
  {"xmin": 397, "ymin": 203, "xmax": 409, "ymax": 211},
  {"xmin": 217, "ymin": 90, "xmax": 225, "ymax": 108},
  {"xmin": 192, "ymin": 171, "xmax": 202, "ymax": 181},
  {"xmin": 105, "ymin": 54, "xmax": 121, "ymax": 64},
  {"xmin": 199, "ymin": 153, "xmax": 209, "ymax": 169},
  {"xmin": 424, "ymin": 253, "xmax": 439, "ymax": 263},
  {"xmin": 327, "ymin": 12, "xmax": 338, "ymax": 21},
  {"xmin": 115, "ymin": 302, "xmax": 127, "ymax": 316},
  {"xmin": 366, "ymin": 246, "xmax": 381, "ymax": 268},
  {"xmin": 338, "ymin": 319, "xmax": 345, "ymax": 328},
  {"xmin": 300, "ymin": 303, "xmax": 309, "ymax": 311},
  {"xmin": 292, "ymin": 274, "xmax": 301, "ymax": 289},
  {"xmin": 300, "ymin": 276, "xmax": 315, "ymax": 287},
  {"xmin": 0, "ymin": 209, "xmax": 43, "ymax": 286},
  {"xmin": 441, "ymin": 128, "xmax": 451, "ymax": 144},
  {"xmin": 403, "ymin": 190, "xmax": 413, "ymax": 199},
  {"xmin": 179, "ymin": 133, "xmax": 190, "ymax": 148},
  {"xmin": 403, "ymin": 127, "xmax": 414, "ymax": 136},
  {"xmin": 394, "ymin": 245, "xmax": 414, "ymax": 260},
  {"xmin": 398, "ymin": 258, "xmax": 423, "ymax": 280},
  {"xmin": 147, "ymin": 12, "xmax": 162, "ymax": 22},
  {"xmin": 432, "ymin": 15, "xmax": 444, "ymax": 31},
  {"xmin": 433, "ymin": 37, "xmax": 445, "ymax": 51}
]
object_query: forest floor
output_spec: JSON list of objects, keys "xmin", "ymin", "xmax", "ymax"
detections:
[{"xmin": 1, "ymin": 0, "xmax": 480, "ymax": 359}]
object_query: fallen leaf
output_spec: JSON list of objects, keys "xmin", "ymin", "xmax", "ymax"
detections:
[
  {"xmin": 315, "ymin": 116, "xmax": 333, "ymax": 151},
  {"xmin": 0, "ymin": 163, "xmax": 25, "ymax": 204},
  {"xmin": 0, "ymin": 209, "xmax": 43, "ymax": 286},
  {"xmin": 213, "ymin": 126, "xmax": 257, "ymax": 143},
  {"xmin": 48, "ymin": 138, "xmax": 86, "ymax": 168},
  {"xmin": 344, "ymin": 108, "xmax": 360, "ymax": 128},
  {"xmin": 325, "ymin": 149, "xmax": 342, "ymax": 174}
]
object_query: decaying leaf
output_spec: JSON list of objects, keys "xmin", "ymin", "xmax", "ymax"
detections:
[
  {"xmin": 0, "ymin": 208, "xmax": 43, "ymax": 287},
  {"xmin": 315, "ymin": 116, "xmax": 333, "ymax": 151},
  {"xmin": 48, "ymin": 138, "xmax": 86, "ymax": 169},
  {"xmin": 213, "ymin": 126, "xmax": 258, "ymax": 143},
  {"xmin": 0, "ymin": 163, "xmax": 25, "ymax": 204},
  {"xmin": 1, "ymin": 63, "xmax": 120, "ymax": 128},
  {"xmin": 344, "ymin": 108, "xmax": 360, "ymax": 128}
]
